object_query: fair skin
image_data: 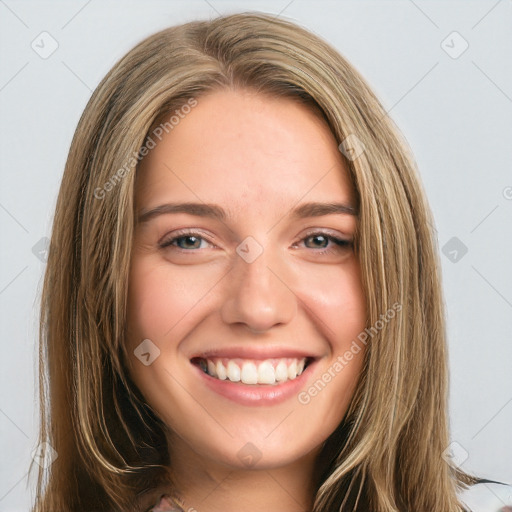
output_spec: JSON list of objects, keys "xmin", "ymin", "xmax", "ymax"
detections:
[{"xmin": 126, "ymin": 88, "xmax": 367, "ymax": 512}]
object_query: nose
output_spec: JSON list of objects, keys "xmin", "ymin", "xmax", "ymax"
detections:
[{"xmin": 220, "ymin": 246, "xmax": 297, "ymax": 333}]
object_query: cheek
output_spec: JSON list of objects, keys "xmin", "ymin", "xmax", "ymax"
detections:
[
  {"xmin": 126, "ymin": 257, "xmax": 223, "ymax": 344},
  {"xmin": 295, "ymin": 258, "xmax": 366, "ymax": 349},
  {"xmin": 291, "ymin": 263, "xmax": 366, "ymax": 437}
]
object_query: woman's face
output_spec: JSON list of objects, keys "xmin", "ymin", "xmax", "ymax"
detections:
[{"xmin": 126, "ymin": 88, "xmax": 366, "ymax": 471}]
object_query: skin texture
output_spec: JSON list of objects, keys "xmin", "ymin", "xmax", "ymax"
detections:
[{"xmin": 126, "ymin": 88, "xmax": 367, "ymax": 512}]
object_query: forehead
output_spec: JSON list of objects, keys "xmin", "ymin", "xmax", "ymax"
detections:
[{"xmin": 135, "ymin": 89, "xmax": 356, "ymax": 213}]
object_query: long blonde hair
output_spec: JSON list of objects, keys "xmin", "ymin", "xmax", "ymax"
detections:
[{"xmin": 33, "ymin": 12, "xmax": 478, "ymax": 511}]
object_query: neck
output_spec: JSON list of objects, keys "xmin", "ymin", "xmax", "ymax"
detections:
[{"xmin": 166, "ymin": 437, "xmax": 319, "ymax": 512}]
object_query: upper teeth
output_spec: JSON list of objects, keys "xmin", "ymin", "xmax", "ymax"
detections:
[{"xmin": 200, "ymin": 358, "xmax": 307, "ymax": 385}]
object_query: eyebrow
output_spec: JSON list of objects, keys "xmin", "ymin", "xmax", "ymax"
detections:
[
  {"xmin": 291, "ymin": 202, "xmax": 357, "ymax": 219},
  {"xmin": 137, "ymin": 201, "xmax": 357, "ymax": 224}
]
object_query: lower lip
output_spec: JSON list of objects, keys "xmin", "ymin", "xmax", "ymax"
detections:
[{"xmin": 192, "ymin": 360, "xmax": 317, "ymax": 406}]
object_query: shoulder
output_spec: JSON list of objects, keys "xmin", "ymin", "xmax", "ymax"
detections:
[
  {"xmin": 458, "ymin": 481, "xmax": 512, "ymax": 512},
  {"xmin": 146, "ymin": 485, "xmax": 512, "ymax": 512}
]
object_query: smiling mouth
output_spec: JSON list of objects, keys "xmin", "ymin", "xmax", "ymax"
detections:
[{"xmin": 191, "ymin": 357, "xmax": 314, "ymax": 385}]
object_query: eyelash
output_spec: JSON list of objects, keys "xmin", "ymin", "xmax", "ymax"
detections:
[{"xmin": 158, "ymin": 229, "xmax": 353, "ymax": 256}]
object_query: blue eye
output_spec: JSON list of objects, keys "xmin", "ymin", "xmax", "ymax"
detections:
[
  {"xmin": 301, "ymin": 233, "xmax": 352, "ymax": 254},
  {"xmin": 159, "ymin": 230, "xmax": 353, "ymax": 256},
  {"xmin": 159, "ymin": 233, "xmax": 210, "ymax": 250}
]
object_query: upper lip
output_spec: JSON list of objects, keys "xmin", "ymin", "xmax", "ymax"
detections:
[{"xmin": 190, "ymin": 346, "xmax": 320, "ymax": 360}]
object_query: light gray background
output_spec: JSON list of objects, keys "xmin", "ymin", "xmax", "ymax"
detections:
[{"xmin": 1, "ymin": 1, "xmax": 511, "ymax": 510}]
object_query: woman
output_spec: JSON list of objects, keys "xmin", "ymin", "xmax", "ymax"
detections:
[{"xmin": 32, "ymin": 11, "xmax": 508, "ymax": 512}]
